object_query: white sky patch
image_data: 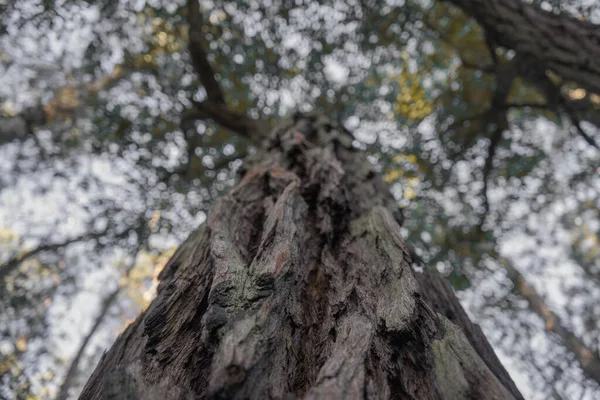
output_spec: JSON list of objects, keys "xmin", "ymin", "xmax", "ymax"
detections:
[
  {"xmin": 282, "ymin": 32, "xmax": 311, "ymax": 58},
  {"xmin": 344, "ymin": 115, "xmax": 360, "ymax": 130},
  {"xmin": 279, "ymin": 89, "xmax": 296, "ymax": 112},
  {"xmin": 454, "ymin": 160, "xmax": 472, "ymax": 184},
  {"xmin": 323, "ymin": 57, "xmax": 349, "ymax": 85}
]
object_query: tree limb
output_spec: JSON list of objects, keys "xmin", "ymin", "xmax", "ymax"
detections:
[
  {"xmin": 564, "ymin": 107, "xmax": 600, "ymax": 150},
  {"xmin": 479, "ymin": 125, "xmax": 503, "ymax": 230},
  {"xmin": 478, "ymin": 64, "xmax": 515, "ymax": 230},
  {"xmin": 429, "ymin": 5, "xmax": 600, "ymax": 134},
  {"xmin": 0, "ymin": 225, "xmax": 136, "ymax": 283},
  {"xmin": 181, "ymin": 1, "xmax": 267, "ymax": 145},
  {"xmin": 56, "ymin": 288, "xmax": 120, "ymax": 400},
  {"xmin": 187, "ymin": 0, "xmax": 225, "ymax": 105},
  {"xmin": 447, "ymin": 0, "xmax": 600, "ymax": 94},
  {"xmin": 518, "ymin": 63, "xmax": 600, "ymax": 149},
  {"xmin": 500, "ymin": 103, "xmax": 550, "ymax": 110},
  {"xmin": 500, "ymin": 258, "xmax": 600, "ymax": 386},
  {"xmin": 56, "ymin": 235, "xmax": 147, "ymax": 399},
  {"xmin": 0, "ymin": 230, "xmax": 106, "ymax": 282},
  {"xmin": 184, "ymin": 100, "xmax": 267, "ymax": 141}
]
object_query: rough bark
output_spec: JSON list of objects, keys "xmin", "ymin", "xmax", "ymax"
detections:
[
  {"xmin": 448, "ymin": 0, "xmax": 600, "ymax": 94},
  {"xmin": 79, "ymin": 114, "xmax": 522, "ymax": 399}
]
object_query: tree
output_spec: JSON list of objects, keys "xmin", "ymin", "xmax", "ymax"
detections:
[
  {"xmin": 2, "ymin": 0, "xmax": 600, "ymax": 398},
  {"xmin": 79, "ymin": 112, "xmax": 522, "ymax": 399},
  {"xmin": 76, "ymin": 2, "xmax": 525, "ymax": 395}
]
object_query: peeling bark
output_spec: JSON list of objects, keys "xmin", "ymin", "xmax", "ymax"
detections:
[{"xmin": 79, "ymin": 114, "xmax": 522, "ymax": 399}]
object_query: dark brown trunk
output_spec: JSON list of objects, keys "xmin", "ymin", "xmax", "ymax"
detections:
[{"xmin": 79, "ymin": 114, "xmax": 522, "ymax": 399}]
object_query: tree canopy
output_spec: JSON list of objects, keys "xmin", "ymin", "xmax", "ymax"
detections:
[{"xmin": 1, "ymin": 0, "xmax": 599, "ymax": 399}]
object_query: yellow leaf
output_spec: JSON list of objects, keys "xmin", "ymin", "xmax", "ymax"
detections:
[
  {"xmin": 393, "ymin": 69, "xmax": 433, "ymax": 121},
  {"xmin": 568, "ymin": 88, "xmax": 586, "ymax": 100},
  {"xmin": 383, "ymin": 169, "xmax": 404, "ymax": 183},
  {"xmin": 391, "ymin": 154, "xmax": 418, "ymax": 164},
  {"xmin": 404, "ymin": 187, "xmax": 416, "ymax": 200},
  {"xmin": 0, "ymin": 227, "xmax": 19, "ymax": 243},
  {"xmin": 148, "ymin": 210, "xmax": 161, "ymax": 229},
  {"xmin": 15, "ymin": 336, "xmax": 27, "ymax": 352}
]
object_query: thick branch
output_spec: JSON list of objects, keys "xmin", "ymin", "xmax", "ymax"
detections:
[
  {"xmin": 187, "ymin": 0, "xmax": 225, "ymax": 105},
  {"xmin": 182, "ymin": 1, "xmax": 270, "ymax": 145},
  {"xmin": 183, "ymin": 100, "xmax": 267, "ymax": 141},
  {"xmin": 448, "ymin": 0, "xmax": 600, "ymax": 94}
]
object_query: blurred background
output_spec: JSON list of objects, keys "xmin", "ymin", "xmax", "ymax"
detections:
[{"xmin": 1, "ymin": 0, "xmax": 600, "ymax": 399}]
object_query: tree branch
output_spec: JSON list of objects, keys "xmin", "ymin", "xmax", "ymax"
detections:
[
  {"xmin": 429, "ymin": 5, "xmax": 600, "ymax": 135},
  {"xmin": 0, "ymin": 229, "xmax": 106, "ymax": 282},
  {"xmin": 56, "ymin": 288, "xmax": 120, "ymax": 400},
  {"xmin": 564, "ymin": 107, "xmax": 600, "ymax": 150},
  {"xmin": 181, "ymin": 1, "xmax": 268, "ymax": 145},
  {"xmin": 56, "ymin": 240, "xmax": 145, "ymax": 400},
  {"xmin": 478, "ymin": 64, "xmax": 516, "ymax": 230},
  {"xmin": 517, "ymin": 60, "xmax": 600, "ymax": 149},
  {"xmin": 500, "ymin": 258, "xmax": 600, "ymax": 386},
  {"xmin": 459, "ymin": 59, "xmax": 496, "ymax": 74},
  {"xmin": 500, "ymin": 102, "xmax": 550, "ymax": 110},
  {"xmin": 187, "ymin": 0, "xmax": 225, "ymax": 105},
  {"xmin": 0, "ymin": 225, "xmax": 136, "ymax": 282},
  {"xmin": 479, "ymin": 126, "xmax": 503, "ymax": 230},
  {"xmin": 447, "ymin": 0, "xmax": 600, "ymax": 95},
  {"xmin": 183, "ymin": 100, "xmax": 267, "ymax": 141}
]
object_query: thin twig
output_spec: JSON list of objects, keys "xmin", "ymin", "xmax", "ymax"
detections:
[
  {"xmin": 56, "ymin": 288, "xmax": 120, "ymax": 400},
  {"xmin": 564, "ymin": 107, "xmax": 600, "ymax": 150},
  {"xmin": 1, "ymin": 230, "xmax": 106, "ymax": 282}
]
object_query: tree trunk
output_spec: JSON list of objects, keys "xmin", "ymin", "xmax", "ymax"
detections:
[{"xmin": 79, "ymin": 113, "xmax": 522, "ymax": 399}]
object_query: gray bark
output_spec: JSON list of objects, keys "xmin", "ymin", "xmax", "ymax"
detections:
[{"xmin": 79, "ymin": 114, "xmax": 522, "ymax": 399}]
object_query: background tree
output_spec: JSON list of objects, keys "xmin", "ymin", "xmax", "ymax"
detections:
[{"xmin": 0, "ymin": 0, "xmax": 599, "ymax": 399}]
